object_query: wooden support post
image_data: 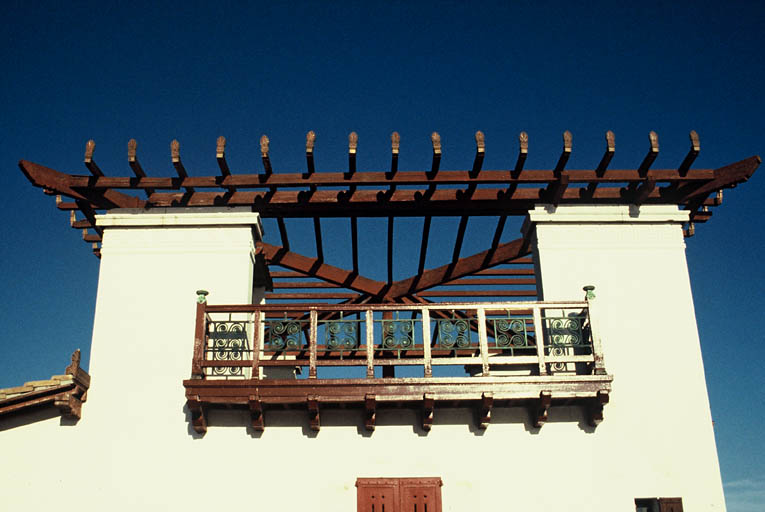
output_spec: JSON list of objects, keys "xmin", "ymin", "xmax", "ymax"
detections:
[
  {"xmin": 309, "ymin": 309, "xmax": 318, "ymax": 379},
  {"xmin": 584, "ymin": 286, "xmax": 607, "ymax": 375},
  {"xmin": 532, "ymin": 390, "xmax": 552, "ymax": 428},
  {"xmin": 387, "ymin": 216, "xmax": 394, "ymax": 284},
  {"xmin": 477, "ymin": 392, "xmax": 493, "ymax": 429},
  {"xmin": 422, "ymin": 392, "xmax": 435, "ymax": 431},
  {"xmin": 422, "ymin": 308, "xmax": 432, "ymax": 377},
  {"xmin": 127, "ymin": 139, "xmax": 154, "ymax": 197},
  {"xmin": 260, "ymin": 135, "xmax": 272, "ymax": 175},
  {"xmin": 677, "ymin": 130, "xmax": 700, "ymax": 177},
  {"xmin": 188, "ymin": 396, "xmax": 207, "ymax": 434},
  {"xmin": 84, "ymin": 139, "xmax": 103, "ymax": 176},
  {"xmin": 532, "ymin": 305, "xmax": 547, "ymax": 375},
  {"xmin": 249, "ymin": 395, "xmax": 264, "ymax": 431},
  {"xmin": 313, "ymin": 217, "xmax": 324, "ymax": 262},
  {"xmin": 390, "ymin": 131, "xmax": 400, "ymax": 175},
  {"xmin": 364, "ymin": 393, "xmax": 376, "ymax": 431},
  {"xmin": 365, "ymin": 309, "xmax": 375, "ymax": 378},
  {"xmin": 348, "ymin": 131, "xmax": 358, "ymax": 174},
  {"xmin": 277, "ymin": 217, "xmax": 290, "ymax": 251},
  {"xmin": 191, "ymin": 292, "xmax": 208, "ymax": 377},
  {"xmin": 251, "ymin": 310, "xmax": 262, "ymax": 380},
  {"xmin": 305, "ymin": 130, "xmax": 316, "ymax": 174},
  {"xmin": 477, "ymin": 308, "xmax": 490, "ymax": 376},
  {"xmin": 351, "ymin": 216, "xmax": 359, "ymax": 275},
  {"xmin": 307, "ymin": 396, "xmax": 320, "ymax": 431},
  {"xmin": 216, "ymin": 135, "xmax": 230, "ymax": 176}
]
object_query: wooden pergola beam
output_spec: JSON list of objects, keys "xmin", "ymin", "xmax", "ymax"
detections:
[
  {"xmin": 260, "ymin": 242, "xmax": 387, "ymax": 297},
  {"xmin": 384, "ymin": 237, "xmax": 530, "ymax": 300}
]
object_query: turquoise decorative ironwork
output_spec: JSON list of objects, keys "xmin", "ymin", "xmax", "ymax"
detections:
[
  {"xmin": 546, "ymin": 316, "xmax": 584, "ymax": 346},
  {"xmin": 381, "ymin": 319, "xmax": 415, "ymax": 350},
  {"xmin": 265, "ymin": 318, "xmax": 305, "ymax": 351},
  {"xmin": 494, "ymin": 317, "xmax": 530, "ymax": 348},
  {"xmin": 323, "ymin": 313, "xmax": 359, "ymax": 351},
  {"xmin": 437, "ymin": 318, "xmax": 472, "ymax": 350},
  {"xmin": 207, "ymin": 321, "xmax": 249, "ymax": 377}
]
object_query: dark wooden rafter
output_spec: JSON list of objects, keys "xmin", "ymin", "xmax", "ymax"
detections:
[
  {"xmin": 390, "ymin": 132, "xmax": 400, "ymax": 175},
  {"xmin": 387, "ymin": 216, "xmax": 394, "ymax": 285},
  {"xmin": 259, "ymin": 135, "xmax": 272, "ymax": 175},
  {"xmin": 305, "ymin": 131, "xmax": 316, "ymax": 175},
  {"xmin": 84, "ymin": 140, "xmax": 103, "ymax": 177},
  {"xmin": 18, "ymin": 131, "xmax": 760, "ymax": 265},
  {"xmin": 313, "ymin": 217, "xmax": 324, "ymax": 262}
]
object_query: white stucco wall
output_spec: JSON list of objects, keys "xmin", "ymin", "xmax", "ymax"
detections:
[{"xmin": 0, "ymin": 205, "xmax": 725, "ymax": 512}]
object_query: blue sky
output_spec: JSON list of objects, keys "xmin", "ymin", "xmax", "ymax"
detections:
[{"xmin": 1, "ymin": 2, "xmax": 763, "ymax": 509}]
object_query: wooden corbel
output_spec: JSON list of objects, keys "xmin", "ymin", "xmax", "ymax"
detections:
[
  {"xmin": 364, "ymin": 393, "xmax": 376, "ymax": 431},
  {"xmin": 587, "ymin": 390, "xmax": 609, "ymax": 427},
  {"xmin": 477, "ymin": 392, "xmax": 493, "ymax": 429},
  {"xmin": 249, "ymin": 395, "xmax": 264, "ymax": 431},
  {"xmin": 422, "ymin": 392, "xmax": 435, "ymax": 431},
  {"xmin": 187, "ymin": 396, "xmax": 207, "ymax": 434},
  {"xmin": 54, "ymin": 393, "xmax": 83, "ymax": 419},
  {"xmin": 531, "ymin": 390, "xmax": 552, "ymax": 428},
  {"xmin": 307, "ymin": 396, "xmax": 320, "ymax": 432}
]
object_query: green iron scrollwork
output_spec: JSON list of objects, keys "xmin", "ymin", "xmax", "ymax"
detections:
[
  {"xmin": 494, "ymin": 317, "xmax": 529, "ymax": 348},
  {"xmin": 266, "ymin": 319, "xmax": 304, "ymax": 351},
  {"xmin": 381, "ymin": 319, "xmax": 415, "ymax": 350},
  {"xmin": 437, "ymin": 318, "xmax": 471, "ymax": 350},
  {"xmin": 325, "ymin": 320, "xmax": 359, "ymax": 350}
]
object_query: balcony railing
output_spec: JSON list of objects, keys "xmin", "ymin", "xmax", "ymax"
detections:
[{"xmin": 184, "ymin": 291, "xmax": 612, "ymax": 433}]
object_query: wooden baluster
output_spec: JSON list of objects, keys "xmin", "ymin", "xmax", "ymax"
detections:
[
  {"xmin": 584, "ymin": 286, "xmax": 607, "ymax": 375},
  {"xmin": 422, "ymin": 308, "xmax": 432, "ymax": 377},
  {"xmin": 366, "ymin": 309, "xmax": 375, "ymax": 378},
  {"xmin": 532, "ymin": 305, "xmax": 547, "ymax": 375},
  {"xmin": 251, "ymin": 310, "xmax": 261, "ymax": 380},
  {"xmin": 191, "ymin": 290, "xmax": 208, "ymax": 377},
  {"xmin": 309, "ymin": 309, "xmax": 318, "ymax": 379},
  {"xmin": 477, "ymin": 308, "xmax": 489, "ymax": 376}
]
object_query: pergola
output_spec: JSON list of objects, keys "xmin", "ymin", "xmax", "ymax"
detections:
[{"xmin": 19, "ymin": 130, "xmax": 760, "ymax": 305}]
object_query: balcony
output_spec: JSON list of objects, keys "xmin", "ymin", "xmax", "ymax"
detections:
[{"xmin": 183, "ymin": 295, "xmax": 612, "ymax": 433}]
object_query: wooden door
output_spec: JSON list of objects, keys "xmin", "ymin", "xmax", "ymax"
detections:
[
  {"xmin": 658, "ymin": 498, "xmax": 683, "ymax": 512},
  {"xmin": 357, "ymin": 478, "xmax": 442, "ymax": 512}
]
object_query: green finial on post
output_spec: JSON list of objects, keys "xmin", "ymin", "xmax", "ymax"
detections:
[
  {"xmin": 583, "ymin": 285, "xmax": 596, "ymax": 300},
  {"xmin": 196, "ymin": 290, "xmax": 209, "ymax": 304}
]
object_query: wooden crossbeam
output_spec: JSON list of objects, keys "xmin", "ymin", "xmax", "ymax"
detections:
[
  {"xmin": 384, "ymin": 237, "xmax": 529, "ymax": 300},
  {"xmin": 260, "ymin": 243, "xmax": 387, "ymax": 297}
]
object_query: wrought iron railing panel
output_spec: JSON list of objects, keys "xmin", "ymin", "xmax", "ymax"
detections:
[
  {"xmin": 205, "ymin": 321, "xmax": 252, "ymax": 378},
  {"xmin": 192, "ymin": 297, "xmax": 606, "ymax": 381}
]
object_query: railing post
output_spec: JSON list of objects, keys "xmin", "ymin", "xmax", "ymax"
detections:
[
  {"xmin": 191, "ymin": 290, "xmax": 208, "ymax": 378},
  {"xmin": 309, "ymin": 309, "xmax": 318, "ymax": 379},
  {"xmin": 422, "ymin": 308, "xmax": 432, "ymax": 377},
  {"xmin": 477, "ymin": 308, "xmax": 490, "ymax": 377},
  {"xmin": 365, "ymin": 309, "xmax": 375, "ymax": 378},
  {"xmin": 251, "ymin": 310, "xmax": 261, "ymax": 380},
  {"xmin": 584, "ymin": 285, "xmax": 607, "ymax": 375},
  {"xmin": 532, "ymin": 305, "xmax": 548, "ymax": 376}
]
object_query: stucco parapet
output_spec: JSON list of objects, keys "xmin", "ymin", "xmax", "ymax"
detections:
[
  {"xmin": 522, "ymin": 204, "xmax": 689, "ymax": 236},
  {"xmin": 96, "ymin": 207, "xmax": 263, "ymax": 239}
]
